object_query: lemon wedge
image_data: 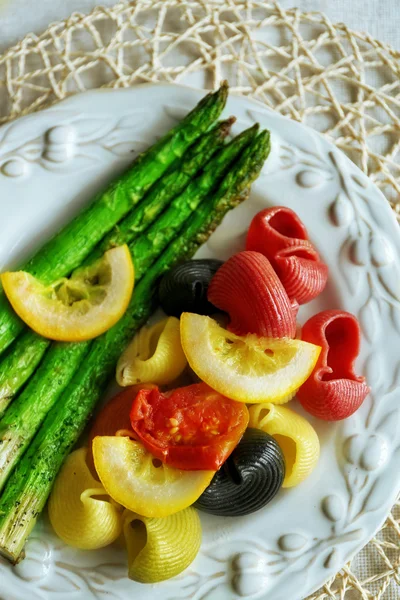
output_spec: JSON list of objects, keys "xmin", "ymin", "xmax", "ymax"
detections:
[
  {"xmin": 180, "ymin": 313, "xmax": 321, "ymax": 404},
  {"xmin": 92, "ymin": 436, "xmax": 214, "ymax": 518},
  {"xmin": 1, "ymin": 245, "xmax": 134, "ymax": 342}
]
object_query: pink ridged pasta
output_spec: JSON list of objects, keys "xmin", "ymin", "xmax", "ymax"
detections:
[
  {"xmin": 246, "ymin": 206, "xmax": 328, "ymax": 304},
  {"xmin": 246, "ymin": 206, "xmax": 311, "ymax": 257},
  {"xmin": 207, "ymin": 251, "xmax": 296, "ymax": 338},
  {"xmin": 297, "ymin": 310, "xmax": 370, "ymax": 420},
  {"xmin": 274, "ymin": 245, "xmax": 329, "ymax": 305}
]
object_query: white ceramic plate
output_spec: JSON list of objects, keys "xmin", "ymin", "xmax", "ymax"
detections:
[{"xmin": 0, "ymin": 84, "xmax": 399, "ymax": 600}]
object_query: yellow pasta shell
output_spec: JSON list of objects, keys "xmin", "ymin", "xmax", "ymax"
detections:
[
  {"xmin": 48, "ymin": 448, "xmax": 122, "ymax": 550},
  {"xmin": 248, "ymin": 403, "xmax": 320, "ymax": 488},
  {"xmin": 116, "ymin": 317, "xmax": 187, "ymax": 387},
  {"xmin": 123, "ymin": 507, "xmax": 201, "ymax": 583}
]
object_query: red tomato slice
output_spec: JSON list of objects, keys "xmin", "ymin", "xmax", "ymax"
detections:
[
  {"xmin": 87, "ymin": 384, "xmax": 156, "ymax": 474},
  {"xmin": 130, "ymin": 383, "xmax": 249, "ymax": 470}
]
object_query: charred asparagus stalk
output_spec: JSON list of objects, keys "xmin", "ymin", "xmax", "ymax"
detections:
[
  {"xmin": 0, "ymin": 119, "xmax": 233, "ymax": 409},
  {"xmin": 0, "ymin": 126, "xmax": 261, "ymax": 491},
  {"xmin": 0, "ymin": 84, "xmax": 228, "ymax": 356},
  {"xmin": 0, "ymin": 130, "xmax": 270, "ymax": 563}
]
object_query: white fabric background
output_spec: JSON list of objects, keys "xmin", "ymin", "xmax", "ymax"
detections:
[{"xmin": 0, "ymin": 0, "xmax": 399, "ymax": 53}]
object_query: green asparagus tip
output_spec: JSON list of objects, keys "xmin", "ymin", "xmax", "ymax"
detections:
[
  {"xmin": 200, "ymin": 81, "xmax": 229, "ymax": 108},
  {"xmin": 250, "ymin": 123, "xmax": 260, "ymax": 135},
  {"xmin": 259, "ymin": 129, "xmax": 271, "ymax": 143},
  {"xmin": 219, "ymin": 116, "xmax": 236, "ymax": 136},
  {"xmin": 256, "ymin": 129, "xmax": 272, "ymax": 155},
  {"xmin": 211, "ymin": 117, "xmax": 236, "ymax": 141},
  {"xmin": 214, "ymin": 81, "xmax": 229, "ymax": 106},
  {"xmin": 231, "ymin": 123, "xmax": 260, "ymax": 145}
]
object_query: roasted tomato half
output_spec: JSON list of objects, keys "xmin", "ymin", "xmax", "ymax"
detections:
[
  {"xmin": 87, "ymin": 384, "xmax": 156, "ymax": 473},
  {"xmin": 130, "ymin": 383, "xmax": 249, "ymax": 470}
]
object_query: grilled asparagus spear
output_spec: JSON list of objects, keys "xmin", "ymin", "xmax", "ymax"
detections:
[
  {"xmin": 0, "ymin": 126, "xmax": 260, "ymax": 490},
  {"xmin": 0, "ymin": 130, "xmax": 270, "ymax": 563},
  {"xmin": 0, "ymin": 84, "xmax": 228, "ymax": 356},
  {"xmin": 0, "ymin": 119, "xmax": 233, "ymax": 408}
]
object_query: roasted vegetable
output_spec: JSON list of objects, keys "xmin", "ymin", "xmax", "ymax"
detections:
[
  {"xmin": 129, "ymin": 383, "xmax": 249, "ymax": 470},
  {"xmin": 0, "ymin": 84, "xmax": 229, "ymax": 356},
  {"xmin": 0, "ymin": 130, "xmax": 270, "ymax": 562},
  {"xmin": 0, "ymin": 125, "xmax": 258, "ymax": 496},
  {"xmin": 195, "ymin": 428, "xmax": 285, "ymax": 516},
  {"xmin": 0, "ymin": 331, "xmax": 48, "ymax": 418},
  {"xmin": 90, "ymin": 120, "xmax": 234, "ymax": 261},
  {"xmin": 0, "ymin": 118, "xmax": 233, "ymax": 405},
  {"xmin": 158, "ymin": 259, "xmax": 223, "ymax": 317},
  {"xmin": 129, "ymin": 126, "xmax": 259, "ymax": 276}
]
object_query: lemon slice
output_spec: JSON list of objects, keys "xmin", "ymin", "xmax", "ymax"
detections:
[
  {"xmin": 1, "ymin": 245, "xmax": 134, "ymax": 342},
  {"xmin": 92, "ymin": 436, "xmax": 214, "ymax": 518},
  {"xmin": 180, "ymin": 313, "xmax": 321, "ymax": 404}
]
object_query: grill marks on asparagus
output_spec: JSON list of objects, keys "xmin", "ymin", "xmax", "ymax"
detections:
[
  {"xmin": 0, "ymin": 84, "xmax": 228, "ymax": 356},
  {"xmin": 0, "ymin": 118, "xmax": 233, "ymax": 407},
  {"xmin": 0, "ymin": 130, "xmax": 271, "ymax": 563}
]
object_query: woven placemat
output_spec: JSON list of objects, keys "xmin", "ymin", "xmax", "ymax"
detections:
[{"xmin": 0, "ymin": 1, "xmax": 400, "ymax": 598}]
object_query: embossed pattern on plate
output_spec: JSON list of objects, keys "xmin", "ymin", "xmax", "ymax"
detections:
[{"xmin": 0, "ymin": 84, "xmax": 399, "ymax": 600}]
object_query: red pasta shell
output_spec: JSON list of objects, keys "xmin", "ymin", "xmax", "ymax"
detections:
[
  {"xmin": 207, "ymin": 251, "xmax": 296, "ymax": 338},
  {"xmin": 274, "ymin": 245, "xmax": 329, "ymax": 305},
  {"xmin": 246, "ymin": 206, "xmax": 311, "ymax": 257},
  {"xmin": 246, "ymin": 207, "xmax": 328, "ymax": 304},
  {"xmin": 297, "ymin": 310, "xmax": 370, "ymax": 420}
]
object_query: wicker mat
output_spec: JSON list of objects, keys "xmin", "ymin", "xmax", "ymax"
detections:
[{"xmin": 1, "ymin": 1, "xmax": 400, "ymax": 598}]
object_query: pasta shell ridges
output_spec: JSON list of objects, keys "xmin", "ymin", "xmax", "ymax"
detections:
[
  {"xmin": 124, "ymin": 506, "xmax": 201, "ymax": 583},
  {"xmin": 48, "ymin": 448, "xmax": 122, "ymax": 550},
  {"xmin": 208, "ymin": 251, "xmax": 296, "ymax": 338}
]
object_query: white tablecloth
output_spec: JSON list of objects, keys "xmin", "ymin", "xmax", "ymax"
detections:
[{"xmin": 0, "ymin": 0, "xmax": 399, "ymax": 53}]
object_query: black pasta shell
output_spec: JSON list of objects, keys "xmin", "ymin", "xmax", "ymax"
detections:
[
  {"xmin": 158, "ymin": 259, "xmax": 223, "ymax": 318},
  {"xmin": 194, "ymin": 428, "xmax": 285, "ymax": 517}
]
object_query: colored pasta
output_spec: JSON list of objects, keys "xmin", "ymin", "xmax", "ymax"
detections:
[
  {"xmin": 246, "ymin": 207, "xmax": 328, "ymax": 304},
  {"xmin": 48, "ymin": 448, "xmax": 122, "ymax": 550},
  {"xmin": 297, "ymin": 310, "xmax": 370, "ymax": 420},
  {"xmin": 116, "ymin": 317, "xmax": 187, "ymax": 387},
  {"xmin": 158, "ymin": 259, "xmax": 223, "ymax": 317},
  {"xmin": 123, "ymin": 506, "xmax": 201, "ymax": 583},
  {"xmin": 249, "ymin": 403, "xmax": 320, "ymax": 487},
  {"xmin": 207, "ymin": 251, "xmax": 297, "ymax": 338},
  {"xmin": 246, "ymin": 206, "xmax": 310, "ymax": 257},
  {"xmin": 195, "ymin": 428, "xmax": 285, "ymax": 516},
  {"xmin": 274, "ymin": 244, "xmax": 328, "ymax": 305}
]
